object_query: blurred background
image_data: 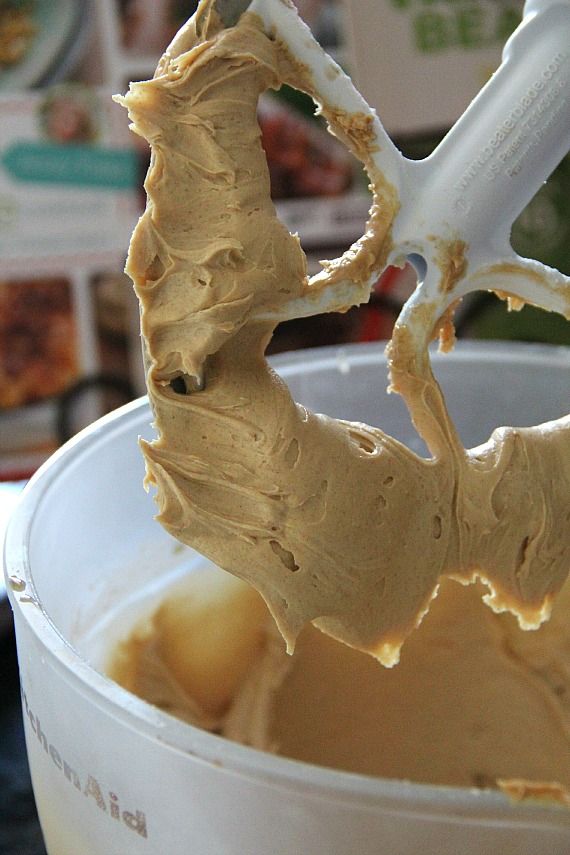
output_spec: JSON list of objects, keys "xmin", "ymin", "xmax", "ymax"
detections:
[{"xmin": 0, "ymin": 1, "xmax": 568, "ymax": 852}]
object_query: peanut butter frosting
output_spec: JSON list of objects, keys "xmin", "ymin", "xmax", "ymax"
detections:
[
  {"xmin": 116, "ymin": 0, "xmax": 570, "ymax": 667},
  {"xmin": 107, "ymin": 567, "xmax": 570, "ymax": 799}
]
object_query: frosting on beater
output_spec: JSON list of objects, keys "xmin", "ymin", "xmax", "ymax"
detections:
[{"xmin": 117, "ymin": 0, "xmax": 570, "ymax": 665}]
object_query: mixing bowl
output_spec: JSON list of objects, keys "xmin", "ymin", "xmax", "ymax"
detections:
[{"xmin": 5, "ymin": 341, "xmax": 570, "ymax": 855}]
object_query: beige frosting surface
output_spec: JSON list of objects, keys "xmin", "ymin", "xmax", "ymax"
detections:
[
  {"xmin": 107, "ymin": 567, "xmax": 570, "ymax": 801},
  {"xmin": 117, "ymin": 0, "xmax": 570, "ymax": 666}
]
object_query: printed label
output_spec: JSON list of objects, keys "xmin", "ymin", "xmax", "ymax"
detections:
[
  {"xmin": 3, "ymin": 143, "xmax": 138, "ymax": 190},
  {"xmin": 0, "ymin": 85, "xmax": 140, "ymax": 271}
]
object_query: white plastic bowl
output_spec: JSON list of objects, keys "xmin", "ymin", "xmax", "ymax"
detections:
[{"xmin": 4, "ymin": 341, "xmax": 570, "ymax": 855}]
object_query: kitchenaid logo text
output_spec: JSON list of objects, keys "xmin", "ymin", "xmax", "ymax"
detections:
[{"xmin": 21, "ymin": 689, "xmax": 148, "ymax": 840}]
